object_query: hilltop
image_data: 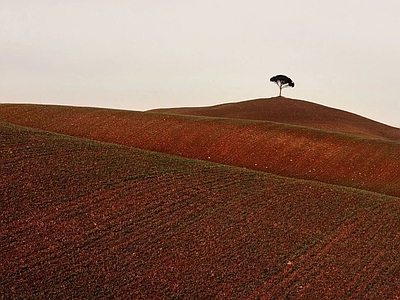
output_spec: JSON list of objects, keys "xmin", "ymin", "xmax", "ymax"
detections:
[
  {"xmin": 1, "ymin": 122, "xmax": 399, "ymax": 299},
  {"xmin": 151, "ymin": 97, "xmax": 400, "ymax": 141}
]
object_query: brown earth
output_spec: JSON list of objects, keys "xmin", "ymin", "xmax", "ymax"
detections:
[
  {"xmin": 151, "ymin": 97, "xmax": 400, "ymax": 141},
  {"xmin": 1, "ymin": 122, "xmax": 399, "ymax": 299},
  {"xmin": 0, "ymin": 103, "xmax": 399, "ymax": 197}
]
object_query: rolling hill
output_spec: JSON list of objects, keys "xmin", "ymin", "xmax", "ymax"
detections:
[
  {"xmin": 1, "ymin": 122, "xmax": 399, "ymax": 299},
  {"xmin": 151, "ymin": 97, "xmax": 400, "ymax": 141},
  {"xmin": 0, "ymin": 102, "xmax": 399, "ymax": 197}
]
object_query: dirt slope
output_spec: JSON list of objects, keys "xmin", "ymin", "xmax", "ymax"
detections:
[
  {"xmin": 1, "ymin": 122, "xmax": 399, "ymax": 299},
  {"xmin": 0, "ymin": 104, "xmax": 399, "ymax": 197},
  {"xmin": 151, "ymin": 97, "xmax": 400, "ymax": 141}
]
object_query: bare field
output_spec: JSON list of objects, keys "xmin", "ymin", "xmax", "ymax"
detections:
[
  {"xmin": 0, "ymin": 104, "xmax": 399, "ymax": 197},
  {"xmin": 1, "ymin": 122, "xmax": 399, "ymax": 299},
  {"xmin": 151, "ymin": 97, "xmax": 400, "ymax": 141}
]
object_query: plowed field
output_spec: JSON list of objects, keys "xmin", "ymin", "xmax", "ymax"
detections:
[
  {"xmin": 0, "ymin": 104, "xmax": 399, "ymax": 197},
  {"xmin": 1, "ymin": 122, "xmax": 399, "ymax": 299},
  {"xmin": 151, "ymin": 97, "xmax": 400, "ymax": 141}
]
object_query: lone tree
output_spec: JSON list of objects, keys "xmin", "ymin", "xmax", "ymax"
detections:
[{"xmin": 270, "ymin": 74, "xmax": 295, "ymax": 96}]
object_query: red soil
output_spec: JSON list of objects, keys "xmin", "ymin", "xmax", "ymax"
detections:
[
  {"xmin": 0, "ymin": 104, "xmax": 399, "ymax": 197},
  {"xmin": 151, "ymin": 97, "xmax": 400, "ymax": 141},
  {"xmin": 248, "ymin": 200, "xmax": 400, "ymax": 299},
  {"xmin": 1, "ymin": 123, "xmax": 399, "ymax": 299}
]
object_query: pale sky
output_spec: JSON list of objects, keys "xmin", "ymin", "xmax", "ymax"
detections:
[{"xmin": 1, "ymin": 1, "xmax": 399, "ymax": 127}]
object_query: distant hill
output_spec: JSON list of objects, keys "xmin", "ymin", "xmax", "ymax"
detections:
[
  {"xmin": 151, "ymin": 97, "xmax": 400, "ymax": 141},
  {"xmin": 0, "ymin": 103, "xmax": 399, "ymax": 197},
  {"xmin": 1, "ymin": 122, "xmax": 399, "ymax": 299}
]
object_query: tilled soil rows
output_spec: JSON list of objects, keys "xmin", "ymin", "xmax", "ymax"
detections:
[
  {"xmin": 1, "ymin": 122, "xmax": 399, "ymax": 299},
  {"xmin": 0, "ymin": 104, "xmax": 399, "ymax": 197}
]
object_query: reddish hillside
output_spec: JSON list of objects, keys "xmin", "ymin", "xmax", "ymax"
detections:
[
  {"xmin": 0, "ymin": 104, "xmax": 399, "ymax": 197},
  {"xmin": 151, "ymin": 97, "xmax": 400, "ymax": 141},
  {"xmin": 1, "ymin": 122, "xmax": 399, "ymax": 299}
]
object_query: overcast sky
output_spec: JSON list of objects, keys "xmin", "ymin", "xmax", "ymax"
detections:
[{"xmin": 1, "ymin": 1, "xmax": 399, "ymax": 127}]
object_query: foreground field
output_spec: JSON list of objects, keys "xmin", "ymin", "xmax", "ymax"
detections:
[
  {"xmin": 0, "ymin": 104, "xmax": 399, "ymax": 197},
  {"xmin": 1, "ymin": 122, "xmax": 399, "ymax": 299}
]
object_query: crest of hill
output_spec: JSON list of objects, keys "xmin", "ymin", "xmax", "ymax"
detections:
[
  {"xmin": 1, "ymin": 122, "xmax": 400, "ymax": 299},
  {"xmin": 150, "ymin": 97, "xmax": 400, "ymax": 141}
]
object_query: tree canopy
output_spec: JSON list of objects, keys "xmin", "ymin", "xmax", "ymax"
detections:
[{"xmin": 270, "ymin": 75, "xmax": 295, "ymax": 96}]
